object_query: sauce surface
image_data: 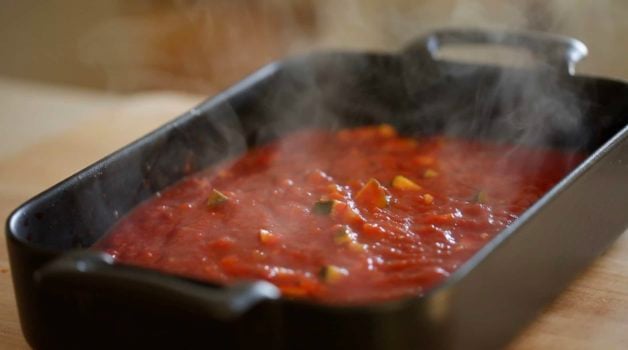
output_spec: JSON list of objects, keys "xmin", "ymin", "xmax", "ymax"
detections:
[{"xmin": 96, "ymin": 125, "xmax": 583, "ymax": 303}]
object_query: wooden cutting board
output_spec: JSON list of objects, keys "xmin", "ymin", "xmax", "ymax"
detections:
[{"xmin": 0, "ymin": 92, "xmax": 626, "ymax": 349}]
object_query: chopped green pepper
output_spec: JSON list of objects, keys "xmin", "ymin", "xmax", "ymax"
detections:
[
  {"xmin": 423, "ymin": 168, "xmax": 439, "ymax": 179},
  {"xmin": 313, "ymin": 199, "xmax": 336, "ymax": 215},
  {"xmin": 207, "ymin": 189, "xmax": 229, "ymax": 207},
  {"xmin": 473, "ymin": 190, "xmax": 488, "ymax": 204}
]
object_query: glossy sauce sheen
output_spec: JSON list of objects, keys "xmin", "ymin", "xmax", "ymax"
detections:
[{"xmin": 96, "ymin": 126, "xmax": 583, "ymax": 303}]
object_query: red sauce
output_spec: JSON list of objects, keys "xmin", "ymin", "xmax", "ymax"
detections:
[{"xmin": 95, "ymin": 125, "xmax": 583, "ymax": 304}]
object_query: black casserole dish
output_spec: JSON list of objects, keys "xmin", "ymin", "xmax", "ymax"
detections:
[{"xmin": 6, "ymin": 29, "xmax": 628, "ymax": 349}]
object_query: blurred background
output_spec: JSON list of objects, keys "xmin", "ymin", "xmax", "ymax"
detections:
[
  {"xmin": 2, "ymin": 0, "xmax": 627, "ymax": 158},
  {"xmin": 1, "ymin": 0, "xmax": 627, "ymax": 93}
]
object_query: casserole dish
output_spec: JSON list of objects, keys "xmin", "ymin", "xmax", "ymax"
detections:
[{"xmin": 6, "ymin": 29, "xmax": 628, "ymax": 349}]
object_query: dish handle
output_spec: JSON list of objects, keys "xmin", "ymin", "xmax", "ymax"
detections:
[
  {"xmin": 404, "ymin": 28, "xmax": 588, "ymax": 76},
  {"xmin": 34, "ymin": 250, "xmax": 281, "ymax": 321}
]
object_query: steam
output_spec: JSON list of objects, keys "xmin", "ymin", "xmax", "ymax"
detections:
[
  {"xmin": 78, "ymin": 1, "xmax": 595, "ymax": 206},
  {"xmin": 70, "ymin": 1, "xmax": 600, "ymax": 281},
  {"xmin": 76, "ymin": 0, "xmax": 589, "ymax": 149},
  {"xmin": 301, "ymin": 1, "xmax": 590, "ymax": 151},
  {"xmin": 314, "ymin": 1, "xmax": 547, "ymax": 51},
  {"xmin": 70, "ymin": 1, "xmax": 602, "ymax": 236}
]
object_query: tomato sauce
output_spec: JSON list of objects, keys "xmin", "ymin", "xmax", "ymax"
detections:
[{"xmin": 95, "ymin": 125, "xmax": 583, "ymax": 304}]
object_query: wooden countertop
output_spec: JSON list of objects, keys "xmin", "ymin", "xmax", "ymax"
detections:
[{"xmin": 0, "ymin": 79, "xmax": 626, "ymax": 349}]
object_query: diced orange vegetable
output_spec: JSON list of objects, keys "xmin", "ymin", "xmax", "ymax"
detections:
[
  {"xmin": 392, "ymin": 175, "xmax": 422, "ymax": 191},
  {"xmin": 355, "ymin": 178, "xmax": 390, "ymax": 209},
  {"xmin": 424, "ymin": 213, "xmax": 454, "ymax": 225},
  {"xmin": 347, "ymin": 179, "xmax": 364, "ymax": 192},
  {"xmin": 330, "ymin": 201, "xmax": 364, "ymax": 225},
  {"xmin": 208, "ymin": 237, "xmax": 235, "ymax": 251},
  {"xmin": 327, "ymin": 184, "xmax": 344, "ymax": 198},
  {"xmin": 279, "ymin": 178, "xmax": 294, "ymax": 187},
  {"xmin": 217, "ymin": 170, "xmax": 231, "ymax": 179},
  {"xmin": 259, "ymin": 229, "xmax": 279, "ymax": 245},
  {"xmin": 423, "ymin": 193, "xmax": 434, "ymax": 204},
  {"xmin": 327, "ymin": 184, "xmax": 340, "ymax": 191},
  {"xmin": 348, "ymin": 242, "xmax": 367, "ymax": 253},
  {"xmin": 346, "ymin": 210, "xmax": 365, "ymax": 225},
  {"xmin": 378, "ymin": 124, "xmax": 397, "ymax": 137},
  {"xmin": 319, "ymin": 265, "xmax": 349, "ymax": 283},
  {"xmin": 329, "ymin": 201, "xmax": 347, "ymax": 216},
  {"xmin": 413, "ymin": 155, "xmax": 435, "ymax": 166}
]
